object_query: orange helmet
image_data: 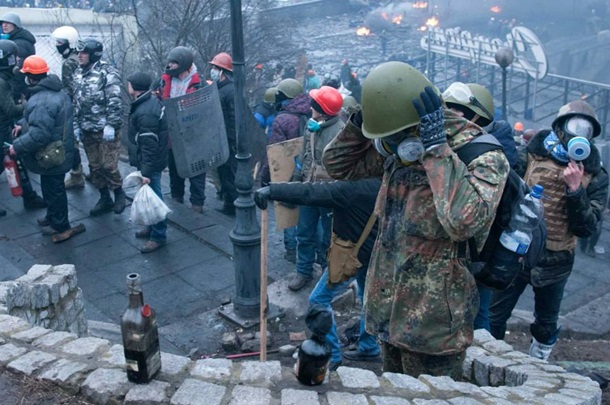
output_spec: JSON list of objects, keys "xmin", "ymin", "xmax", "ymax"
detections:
[
  {"xmin": 209, "ymin": 52, "xmax": 233, "ymax": 72},
  {"xmin": 20, "ymin": 55, "xmax": 49, "ymax": 75},
  {"xmin": 309, "ymin": 86, "xmax": 343, "ymax": 116},
  {"xmin": 514, "ymin": 121, "xmax": 524, "ymax": 131}
]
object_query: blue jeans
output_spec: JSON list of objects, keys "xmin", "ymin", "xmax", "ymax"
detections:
[
  {"xmin": 284, "ymin": 226, "xmax": 297, "ymax": 251},
  {"xmin": 474, "ymin": 283, "xmax": 492, "ymax": 331},
  {"xmin": 147, "ymin": 172, "xmax": 167, "ymax": 243},
  {"xmin": 296, "ymin": 206, "xmax": 331, "ymax": 278},
  {"xmin": 308, "ymin": 266, "xmax": 380, "ymax": 364},
  {"xmin": 489, "ymin": 273, "xmax": 568, "ymax": 344}
]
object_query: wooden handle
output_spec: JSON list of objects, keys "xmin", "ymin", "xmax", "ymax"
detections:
[{"xmin": 260, "ymin": 208, "xmax": 268, "ymax": 362}]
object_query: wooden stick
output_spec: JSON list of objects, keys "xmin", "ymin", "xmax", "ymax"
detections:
[
  {"xmin": 260, "ymin": 208, "xmax": 268, "ymax": 362},
  {"xmin": 226, "ymin": 349, "xmax": 278, "ymax": 360}
]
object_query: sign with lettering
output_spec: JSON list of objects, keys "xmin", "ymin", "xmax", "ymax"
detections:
[{"xmin": 420, "ymin": 26, "xmax": 548, "ymax": 80}]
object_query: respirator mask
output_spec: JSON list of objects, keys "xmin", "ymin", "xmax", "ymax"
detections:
[
  {"xmin": 562, "ymin": 116, "xmax": 593, "ymax": 161},
  {"xmin": 307, "ymin": 118, "xmax": 322, "ymax": 132},
  {"xmin": 374, "ymin": 133, "xmax": 424, "ymax": 164}
]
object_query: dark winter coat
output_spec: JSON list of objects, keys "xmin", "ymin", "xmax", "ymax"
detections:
[
  {"xmin": 516, "ymin": 129, "xmax": 609, "ymax": 286},
  {"xmin": 268, "ymin": 93, "xmax": 311, "ymax": 145},
  {"xmin": 127, "ymin": 91, "xmax": 169, "ymax": 178},
  {"xmin": 484, "ymin": 120, "xmax": 518, "ymax": 168},
  {"xmin": 0, "ymin": 70, "xmax": 23, "ymax": 143},
  {"xmin": 217, "ymin": 78, "xmax": 236, "ymax": 151},
  {"xmin": 8, "ymin": 27, "xmax": 36, "ymax": 100},
  {"xmin": 269, "ymin": 179, "xmax": 381, "ymax": 265},
  {"xmin": 12, "ymin": 75, "xmax": 74, "ymax": 176}
]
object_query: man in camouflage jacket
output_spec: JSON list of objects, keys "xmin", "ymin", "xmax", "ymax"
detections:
[
  {"xmin": 73, "ymin": 38, "xmax": 126, "ymax": 216},
  {"xmin": 322, "ymin": 62, "xmax": 509, "ymax": 378}
]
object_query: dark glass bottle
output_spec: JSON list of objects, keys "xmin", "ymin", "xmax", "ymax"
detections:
[
  {"xmin": 121, "ymin": 273, "xmax": 161, "ymax": 383},
  {"xmin": 295, "ymin": 334, "xmax": 331, "ymax": 386}
]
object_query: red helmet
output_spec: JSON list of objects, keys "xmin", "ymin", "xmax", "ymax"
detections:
[
  {"xmin": 20, "ymin": 55, "xmax": 49, "ymax": 75},
  {"xmin": 209, "ymin": 52, "xmax": 233, "ymax": 72},
  {"xmin": 309, "ymin": 86, "xmax": 343, "ymax": 116}
]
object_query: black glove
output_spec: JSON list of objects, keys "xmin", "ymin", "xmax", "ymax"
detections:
[
  {"xmin": 412, "ymin": 86, "xmax": 446, "ymax": 149},
  {"xmin": 350, "ymin": 110, "xmax": 363, "ymax": 129},
  {"xmin": 290, "ymin": 171, "xmax": 303, "ymax": 183},
  {"xmin": 254, "ymin": 186, "xmax": 271, "ymax": 210}
]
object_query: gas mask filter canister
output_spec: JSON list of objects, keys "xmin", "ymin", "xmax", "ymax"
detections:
[{"xmin": 567, "ymin": 137, "xmax": 590, "ymax": 161}]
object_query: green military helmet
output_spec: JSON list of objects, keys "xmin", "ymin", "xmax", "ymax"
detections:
[
  {"xmin": 276, "ymin": 78, "xmax": 303, "ymax": 99},
  {"xmin": 361, "ymin": 61, "xmax": 437, "ymax": 139},
  {"xmin": 467, "ymin": 83, "xmax": 494, "ymax": 122},
  {"xmin": 264, "ymin": 88, "xmax": 277, "ymax": 104},
  {"xmin": 443, "ymin": 82, "xmax": 494, "ymax": 123},
  {"xmin": 552, "ymin": 100, "xmax": 601, "ymax": 138}
]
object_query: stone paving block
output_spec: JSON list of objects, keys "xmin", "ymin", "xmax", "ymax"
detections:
[
  {"xmin": 191, "ymin": 358, "xmax": 232, "ymax": 380},
  {"xmin": 482, "ymin": 399, "xmax": 514, "ymax": 405},
  {"xmin": 29, "ymin": 282, "xmax": 51, "ymax": 308},
  {"xmin": 503, "ymin": 351, "xmax": 529, "ymax": 360},
  {"xmin": 473, "ymin": 355, "xmax": 493, "ymax": 386},
  {"xmin": 326, "ymin": 391, "xmax": 368, "ymax": 405},
  {"xmin": 559, "ymin": 388, "xmax": 601, "ymax": 405},
  {"xmin": 537, "ymin": 364, "xmax": 566, "ymax": 373},
  {"xmin": 336, "ymin": 366, "xmax": 380, "ymax": 388},
  {"xmin": 4, "ymin": 282, "xmax": 28, "ymax": 309},
  {"xmin": 0, "ymin": 305, "xmax": 7, "ymax": 314},
  {"xmin": 503, "ymin": 385, "xmax": 543, "ymax": 400},
  {"xmin": 543, "ymin": 393, "xmax": 587, "ymax": 405},
  {"xmin": 239, "ymin": 360, "xmax": 282, "ymax": 383},
  {"xmin": 7, "ymin": 350, "xmax": 56, "ymax": 375},
  {"xmin": 562, "ymin": 380, "xmax": 602, "ymax": 391},
  {"xmin": 62, "ymin": 336, "xmax": 110, "ymax": 356},
  {"xmin": 229, "ymin": 386, "xmax": 271, "ymax": 405},
  {"xmin": 448, "ymin": 398, "xmax": 485, "ymax": 405},
  {"xmin": 17, "ymin": 264, "xmax": 52, "ymax": 282},
  {"xmin": 478, "ymin": 386, "xmax": 511, "ymax": 400},
  {"xmin": 370, "ymin": 395, "xmax": 410, "ymax": 405},
  {"xmin": 0, "ymin": 314, "xmax": 31, "ymax": 336},
  {"xmin": 382, "ymin": 372, "xmax": 431, "ymax": 394},
  {"xmin": 488, "ymin": 356, "xmax": 514, "ymax": 386},
  {"xmin": 161, "ymin": 352, "xmax": 191, "ymax": 376},
  {"xmin": 0, "ymin": 343, "xmax": 28, "ymax": 365},
  {"xmin": 523, "ymin": 378, "xmax": 561, "ymax": 390},
  {"xmin": 504, "ymin": 364, "xmax": 538, "ymax": 386},
  {"xmin": 39, "ymin": 358, "xmax": 89, "ymax": 392},
  {"xmin": 462, "ymin": 347, "xmax": 487, "ymax": 381},
  {"xmin": 412, "ymin": 400, "xmax": 450, "ymax": 404},
  {"xmin": 81, "ymin": 368, "xmax": 132, "ymax": 405},
  {"xmin": 281, "ymin": 388, "xmax": 320, "ymax": 405},
  {"xmin": 32, "ymin": 331, "xmax": 77, "ymax": 348},
  {"xmin": 101, "ymin": 344, "xmax": 125, "ymax": 368},
  {"xmin": 0, "ymin": 336, "xmax": 5, "ymax": 344},
  {"xmin": 125, "ymin": 380, "xmax": 171, "ymax": 405},
  {"xmin": 170, "ymin": 378, "xmax": 226, "ymax": 405},
  {"xmin": 481, "ymin": 340, "xmax": 513, "ymax": 354},
  {"xmin": 473, "ymin": 329, "xmax": 494, "ymax": 345},
  {"xmin": 11, "ymin": 326, "xmax": 51, "ymax": 343}
]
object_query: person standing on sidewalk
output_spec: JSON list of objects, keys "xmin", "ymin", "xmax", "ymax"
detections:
[
  {"xmin": 489, "ymin": 100, "xmax": 609, "ymax": 360},
  {"xmin": 254, "ymin": 178, "xmax": 382, "ymax": 370},
  {"xmin": 51, "ymin": 26, "xmax": 86, "ymax": 190},
  {"xmin": 9, "ymin": 56, "xmax": 80, "ymax": 240},
  {"xmin": 126, "ymin": 72, "xmax": 169, "ymax": 253},
  {"xmin": 289, "ymin": 86, "xmax": 344, "ymax": 291},
  {"xmin": 73, "ymin": 38, "xmax": 126, "ymax": 217},
  {"xmin": 158, "ymin": 46, "xmax": 206, "ymax": 213}
]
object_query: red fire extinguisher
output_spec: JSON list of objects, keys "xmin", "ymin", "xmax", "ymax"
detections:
[{"xmin": 3, "ymin": 149, "xmax": 23, "ymax": 197}]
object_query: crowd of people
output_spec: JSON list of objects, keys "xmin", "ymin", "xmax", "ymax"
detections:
[{"xmin": 1, "ymin": 8, "xmax": 609, "ymax": 381}]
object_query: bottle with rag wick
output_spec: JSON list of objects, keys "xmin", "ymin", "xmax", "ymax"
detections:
[{"xmin": 295, "ymin": 304, "xmax": 332, "ymax": 386}]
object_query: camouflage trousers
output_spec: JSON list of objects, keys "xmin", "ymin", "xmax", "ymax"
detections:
[
  {"xmin": 81, "ymin": 132, "xmax": 122, "ymax": 190},
  {"xmin": 381, "ymin": 342, "xmax": 465, "ymax": 379}
]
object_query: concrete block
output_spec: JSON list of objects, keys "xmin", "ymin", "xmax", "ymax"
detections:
[
  {"xmin": 0, "ymin": 343, "xmax": 28, "ymax": 365},
  {"xmin": 239, "ymin": 360, "xmax": 282, "ymax": 383},
  {"xmin": 473, "ymin": 329, "xmax": 495, "ymax": 345},
  {"xmin": 279, "ymin": 344, "xmax": 297, "ymax": 356},
  {"xmin": 382, "ymin": 372, "xmax": 430, "ymax": 394},
  {"xmin": 326, "ymin": 391, "xmax": 368, "ymax": 405},
  {"xmin": 11, "ymin": 326, "xmax": 51, "ymax": 343},
  {"xmin": 280, "ymin": 388, "xmax": 320, "ymax": 405},
  {"xmin": 336, "ymin": 366, "xmax": 380, "ymax": 388},
  {"xmin": 32, "ymin": 331, "xmax": 77, "ymax": 348},
  {"xmin": 0, "ymin": 314, "xmax": 31, "ymax": 336},
  {"xmin": 39, "ymin": 358, "xmax": 90, "ymax": 392},
  {"xmin": 229, "ymin": 386, "xmax": 271, "ymax": 405},
  {"xmin": 8, "ymin": 350, "xmax": 56, "ymax": 375},
  {"xmin": 370, "ymin": 396, "xmax": 410, "ymax": 405},
  {"xmin": 170, "ymin": 378, "xmax": 226, "ymax": 405},
  {"xmin": 125, "ymin": 380, "xmax": 171, "ymax": 405},
  {"xmin": 481, "ymin": 340, "xmax": 513, "ymax": 354},
  {"xmin": 161, "ymin": 352, "xmax": 190, "ymax": 376},
  {"xmin": 81, "ymin": 368, "xmax": 132, "ymax": 405},
  {"xmin": 101, "ymin": 344, "xmax": 126, "ymax": 368},
  {"xmin": 62, "ymin": 336, "xmax": 110, "ymax": 356},
  {"xmin": 191, "ymin": 358, "xmax": 232, "ymax": 380}
]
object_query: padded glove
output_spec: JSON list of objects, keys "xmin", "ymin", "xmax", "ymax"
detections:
[
  {"xmin": 412, "ymin": 86, "xmax": 446, "ymax": 150},
  {"xmin": 254, "ymin": 186, "xmax": 271, "ymax": 210},
  {"xmin": 103, "ymin": 125, "xmax": 115, "ymax": 142}
]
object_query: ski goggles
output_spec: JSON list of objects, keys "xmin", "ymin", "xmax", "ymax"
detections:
[
  {"xmin": 442, "ymin": 82, "xmax": 494, "ymax": 120},
  {"xmin": 563, "ymin": 116, "xmax": 594, "ymax": 140}
]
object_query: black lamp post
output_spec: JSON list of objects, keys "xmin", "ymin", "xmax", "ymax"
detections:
[{"xmin": 495, "ymin": 47, "xmax": 514, "ymax": 121}]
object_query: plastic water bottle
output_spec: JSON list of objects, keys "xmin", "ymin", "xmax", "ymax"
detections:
[{"xmin": 499, "ymin": 184, "xmax": 544, "ymax": 255}]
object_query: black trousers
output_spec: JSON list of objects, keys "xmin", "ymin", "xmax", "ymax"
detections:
[
  {"xmin": 217, "ymin": 153, "xmax": 237, "ymax": 208},
  {"xmin": 168, "ymin": 150, "xmax": 207, "ymax": 206},
  {"xmin": 40, "ymin": 173, "xmax": 70, "ymax": 232},
  {"xmin": 72, "ymin": 141, "xmax": 82, "ymax": 171}
]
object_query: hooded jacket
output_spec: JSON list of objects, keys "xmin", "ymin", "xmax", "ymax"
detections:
[
  {"xmin": 217, "ymin": 77, "xmax": 236, "ymax": 150},
  {"xmin": 8, "ymin": 27, "xmax": 36, "ymax": 100},
  {"xmin": 13, "ymin": 75, "xmax": 74, "ymax": 176},
  {"xmin": 484, "ymin": 120, "xmax": 518, "ymax": 169},
  {"xmin": 269, "ymin": 93, "xmax": 311, "ymax": 145},
  {"xmin": 323, "ymin": 109, "xmax": 509, "ymax": 355},
  {"xmin": 300, "ymin": 115, "xmax": 344, "ymax": 182},
  {"xmin": 0, "ymin": 70, "xmax": 23, "ymax": 143},
  {"xmin": 128, "ymin": 91, "xmax": 169, "ymax": 178}
]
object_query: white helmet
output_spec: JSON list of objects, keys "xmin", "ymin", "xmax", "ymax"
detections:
[{"xmin": 51, "ymin": 26, "xmax": 79, "ymax": 49}]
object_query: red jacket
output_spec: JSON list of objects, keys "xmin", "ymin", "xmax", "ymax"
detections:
[{"xmin": 159, "ymin": 72, "xmax": 202, "ymax": 100}]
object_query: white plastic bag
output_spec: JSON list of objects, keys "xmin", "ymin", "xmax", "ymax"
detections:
[{"xmin": 126, "ymin": 172, "xmax": 171, "ymax": 226}]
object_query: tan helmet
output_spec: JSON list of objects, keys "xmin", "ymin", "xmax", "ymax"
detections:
[
  {"xmin": 443, "ymin": 82, "xmax": 494, "ymax": 123},
  {"xmin": 361, "ymin": 61, "xmax": 437, "ymax": 139},
  {"xmin": 276, "ymin": 78, "xmax": 303, "ymax": 99},
  {"xmin": 552, "ymin": 100, "xmax": 601, "ymax": 138},
  {"xmin": 264, "ymin": 88, "xmax": 277, "ymax": 104}
]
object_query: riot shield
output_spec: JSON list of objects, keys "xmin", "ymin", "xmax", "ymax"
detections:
[{"xmin": 163, "ymin": 84, "xmax": 229, "ymax": 178}]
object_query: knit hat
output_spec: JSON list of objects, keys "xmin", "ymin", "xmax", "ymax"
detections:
[
  {"xmin": 127, "ymin": 72, "xmax": 151, "ymax": 92},
  {"xmin": 310, "ymin": 98, "xmax": 325, "ymax": 115}
]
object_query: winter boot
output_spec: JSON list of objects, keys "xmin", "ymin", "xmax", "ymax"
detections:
[
  {"xmin": 90, "ymin": 188, "xmax": 114, "ymax": 216},
  {"xmin": 113, "ymin": 187, "xmax": 126, "ymax": 214},
  {"xmin": 65, "ymin": 164, "xmax": 85, "ymax": 189},
  {"xmin": 529, "ymin": 337, "xmax": 556, "ymax": 360}
]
